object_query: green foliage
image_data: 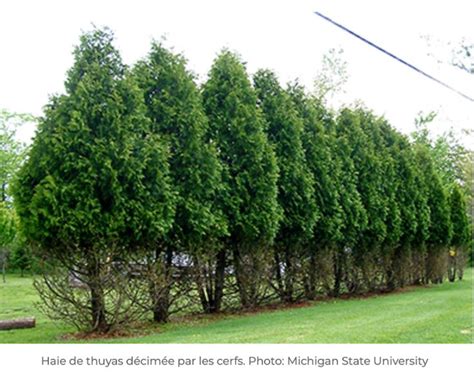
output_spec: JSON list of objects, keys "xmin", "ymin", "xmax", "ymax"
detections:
[
  {"xmin": 134, "ymin": 42, "xmax": 226, "ymax": 249},
  {"xmin": 452, "ymin": 41, "xmax": 474, "ymax": 74},
  {"xmin": 344, "ymin": 109, "xmax": 388, "ymax": 250},
  {"xmin": 287, "ymin": 83, "xmax": 343, "ymax": 246},
  {"xmin": 336, "ymin": 109, "xmax": 377, "ymax": 248},
  {"xmin": 0, "ymin": 110, "xmax": 32, "ymax": 202},
  {"xmin": 415, "ymin": 145, "xmax": 452, "ymax": 247},
  {"xmin": 12, "ymin": 27, "xmax": 176, "ymax": 331},
  {"xmin": 202, "ymin": 50, "xmax": 281, "ymax": 246},
  {"xmin": 254, "ymin": 70, "xmax": 318, "ymax": 245},
  {"xmin": 314, "ymin": 48, "xmax": 349, "ymax": 101},
  {"xmin": 4, "ymin": 31, "xmax": 467, "ymax": 333},
  {"xmin": 0, "ymin": 202, "xmax": 17, "ymax": 281},
  {"xmin": 412, "ymin": 112, "xmax": 471, "ymax": 190},
  {"xmin": 14, "ymin": 28, "xmax": 175, "ymax": 252},
  {"xmin": 364, "ymin": 117, "xmax": 402, "ymax": 248},
  {"xmin": 10, "ymin": 241, "xmax": 33, "ymax": 275},
  {"xmin": 449, "ymin": 184, "xmax": 470, "ymax": 247},
  {"xmin": 391, "ymin": 135, "xmax": 422, "ymax": 246},
  {"xmin": 0, "ymin": 202, "xmax": 16, "ymax": 247}
]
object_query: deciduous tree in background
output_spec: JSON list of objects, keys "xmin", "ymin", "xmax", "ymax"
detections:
[
  {"xmin": 0, "ymin": 203, "xmax": 17, "ymax": 282},
  {"xmin": 0, "ymin": 110, "xmax": 32, "ymax": 281},
  {"xmin": 0, "ymin": 110, "xmax": 31, "ymax": 202}
]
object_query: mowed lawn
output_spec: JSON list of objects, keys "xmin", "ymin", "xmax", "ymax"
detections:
[{"xmin": 0, "ymin": 269, "xmax": 472, "ymax": 344}]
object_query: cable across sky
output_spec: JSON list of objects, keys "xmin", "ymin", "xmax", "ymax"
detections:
[{"xmin": 314, "ymin": 11, "xmax": 474, "ymax": 103}]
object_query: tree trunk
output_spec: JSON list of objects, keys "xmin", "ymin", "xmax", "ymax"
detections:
[
  {"xmin": 448, "ymin": 255, "xmax": 456, "ymax": 282},
  {"xmin": 153, "ymin": 247, "xmax": 173, "ymax": 323},
  {"xmin": 88, "ymin": 257, "xmax": 108, "ymax": 333},
  {"xmin": 211, "ymin": 249, "xmax": 226, "ymax": 313},
  {"xmin": 274, "ymin": 247, "xmax": 295, "ymax": 303},
  {"xmin": 0, "ymin": 317, "xmax": 35, "ymax": 330},
  {"xmin": 284, "ymin": 248, "xmax": 294, "ymax": 302},
  {"xmin": 1, "ymin": 182, "xmax": 6, "ymax": 202},
  {"xmin": 90, "ymin": 285, "xmax": 107, "ymax": 332},
  {"xmin": 196, "ymin": 249, "xmax": 226, "ymax": 313},
  {"xmin": 304, "ymin": 252, "xmax": 317, "ymax": 300},
  {"xmin": 386, "ymin": 256, "xmax": 396, "ymax": 291},
  {"xmin": 274, "ymin": 251, "xmax": 284, "ymax": 300},
  {"xmin": 332, "ymin": 250, "xmax": 342, "ymax": 297},
  {"xmin": 233, "ymin": 246, "xmax": 250, "ymax": 309}
]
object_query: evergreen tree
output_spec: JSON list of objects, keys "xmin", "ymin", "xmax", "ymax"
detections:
[
  {"xmin": 390, "ymin": 134, "xmax": 421, "ymax": 287},
  {"xmin": 10, "ymin": 240, "xmax": 32, "ymax": 277},
  {"xmin": 449, "ymin": 184, "xmax": 470, "ymax": 248},
  {"xmin": 448, "ymin": 184, "xmax": 470, "ymax": 281},
  {"xmin": 287, "ymin": 83, "xmax": 343, "ymax": 298},
  {"xmin": 202, "ymin": 51, "xmax": 281, "ymax": 309},
  {"xmin": 330, "ymin": 110, "xmax": 368, "ymax": 295},
  {"xmin": 13, "ymin": 28, "xmax": 175, "ymax": 332},
  {"xmin": 254, "ymin": 70, "xmax": 318, "ymax": 302},
  {"xmin": 134, "ymin": 42, "xmax": 227, "ymax": 318},
  {"xmin": 364, "ymin": 117, "xmax": 402, "ymax": 290},
  {"xmin": 337, "ymin": 108, "xmax": 385, "ymax": 292},
  {"xmin": 414, "ymin": 145, "xmax": 452, "ymax": 283}
]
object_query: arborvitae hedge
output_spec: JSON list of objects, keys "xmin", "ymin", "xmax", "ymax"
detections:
[
  {"xmin": 12, "ymin": 29, "xmax": 471, "ymax": 332},
  {"xmin": 13, "ymin": 29, "xmax": 176, "ymax": 332},
  {"xmin": 134, "ymin": 42, "xmax": 227, "ymax": 320},
  {"xmin": 254, "ymin": 70, "xmax": 318, "ymax": 302},
  {"xmin": 202, "ymin": 51, "xmax": 281, "ymax": 309}
]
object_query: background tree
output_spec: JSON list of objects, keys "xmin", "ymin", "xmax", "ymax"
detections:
[
  {"xmin": 134, "ymin": 42, "xmax": 227, "ymax": 319},
  {"xmin": 0, "ymin": 202, "xmax": 17, "ymax": 282},
  {"xmin": 13, "ymin": 28, "xmax": 175, "ymax": 332},
  {"xmin": 451, "ymin": 41, "xmax": 474, "ymax": 73},
  {"xmin": 10, "ymin": 239, "xmax": 32, "ymax": 277},
  {"xmin": 0, "ymin": 110, "xmax": 33, "ymax": 281},
  {"xmin": 0, "ymin": 110, "xmax": 32, "ymax": 202},
  {"xmin": 202, "ymin": 51, "xmax": 281, "ymax": 309},
  {"xmin": 313, "ymin": 48, "xmax": 349, "ymax": 103}
]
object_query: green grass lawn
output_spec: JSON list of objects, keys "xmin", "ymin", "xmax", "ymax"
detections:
[{"xmin": 0, "ymin": 269, "xmax": 472, "ymax": 343}]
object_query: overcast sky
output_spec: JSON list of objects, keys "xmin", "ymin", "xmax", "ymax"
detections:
[{"xmin": 1, "ymin": 0, "xmax": 473, "ymax": 145}]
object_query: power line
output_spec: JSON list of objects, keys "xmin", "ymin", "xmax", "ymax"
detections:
[{"xmin": 314, "ymin": 11, "xmax": 474, "ymax": 103}]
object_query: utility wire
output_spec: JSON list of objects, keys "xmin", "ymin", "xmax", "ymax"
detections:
[{"xmin": 314, "ymin": 11, "xmax": 474, "ymax": 103}]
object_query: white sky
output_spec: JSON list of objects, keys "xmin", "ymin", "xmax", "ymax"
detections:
[{"xmin": 1, "ymin": 0, "xmax": 473, "ymax": 146}]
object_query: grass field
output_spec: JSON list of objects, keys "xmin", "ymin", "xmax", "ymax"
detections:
[{"xmin": 0, "ymin": 269, "xmax": 472, "ymax": 344}]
